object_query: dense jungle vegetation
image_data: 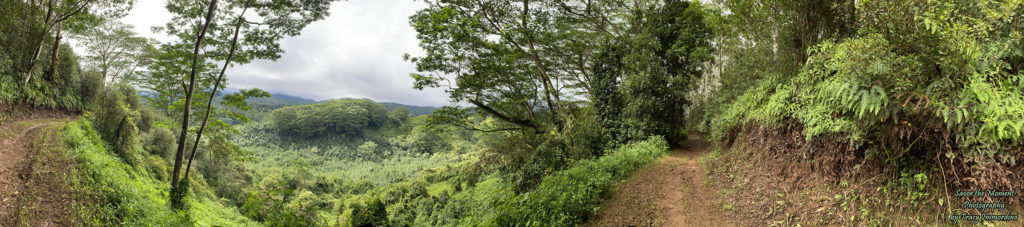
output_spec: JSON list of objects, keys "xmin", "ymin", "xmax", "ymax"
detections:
[{"xmin": 1, "ymin": 0, "xmax": 1021, "ymax": 226}]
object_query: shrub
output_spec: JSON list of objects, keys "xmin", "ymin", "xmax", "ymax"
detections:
[
  {"xmin": 490, "ymin": 136, "xmax": 669, "ymax": 226},
  {"xmin": 90, "ymin": 85, "xmax": 142, "ymax": 165},
  {"xmin": 78, "ymin": 71, "xmax": 104, "ymax": 108},
  {"xmin": 62, "ymin": 118, "xmax": 188, "ymax": 225},
  {"xmin": 142, "ymin": 127, "xmax": 176, "ymax": 160},
  {"xmin": 347, "ymin": 197, "xmax": 389, "ymax": 227}
]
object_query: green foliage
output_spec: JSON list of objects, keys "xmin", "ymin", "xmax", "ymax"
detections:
[
  {"xmin": 591, "ymin": 44, "xmax": 627, "ymax": 149},
  {"xmin": 588, "ymin": 0, "xmax": 713, "ymax": 144},
  {"xmin": 222, "ymin": 93, "xmax": 317, "ymax": 124},
  {"xmin": 237, "ymin": 123, "xmax": 467, "ymax": 186},
  {"xmin": 63, "ymin": 118, "xmax": 257, "ymax": 226},
  {"xmin": 63, "ymin": 118, "xmax": 187, "ymax": 225},
  {"xmin": 270, "ymin": 99, "xmax": 396, "ymax": 138},
  {"xmin": 78, "ymin": 71, "xmax": 105, "ymax": 108},
  {"xmin": 380, "ymin": 102, "xmax": 437, "ymax": 117},
  {"xmin": 701, "ymin": 0, "xmax": 1023, "ymax": 190},
  {"xmin": 239, "ymin": 159, "xmax": 322, "ymax": 226},
  {"xmin": 357, "ymin": 141, "xmax": 379, "ymax": 160},
  {"xmin": 0, "ymin": 44, "xmax": 86, "ymax": 111},
  {"xmin": 142, "ymin": 126, "xmax": 176, "ymax": 159},
  {"xmin": 490, "ymin": 136, "xmax": 669, "ymax": 226},
  {"xmin": 0, "ymin": 0, "xmax": 135, "ymax": 111},
  {"xmin": 76, "ymin": 20, "xmax": 156, "ymax": 84},
  {"xmin": 347, "ymin": 197, "xmax": 389, "ymax": 227},
  {"xmin": 90, "ymin": 84, "xmax": 144, "ymax": 165},
  {"xmin": 899, "ymin": 172, "xmax": 930, "ymax": 206}
]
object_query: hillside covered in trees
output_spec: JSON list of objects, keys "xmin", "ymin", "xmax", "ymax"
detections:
[{"xmin": 1, "ymin": 0, "xmax": 1022, "ymax": 226}]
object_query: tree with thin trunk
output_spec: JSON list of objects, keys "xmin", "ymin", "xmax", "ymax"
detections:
[
  {"xmin": 74, "ymin": 20, "xmax": 155, "ymax": 84},
  {"xmin": 182, "ymin": 3, "xmax": 247, "ymax": 183},
  {"xmin": 22, "ymin": 0, "xmax": 134, "ymax": 85},
  {"xmin": 169, "ymin": 0, "xmax": 218, "ymax": 208},
  {"xmin": 162, "ymin": 0, "xmax": 335, "ymax": 207}
]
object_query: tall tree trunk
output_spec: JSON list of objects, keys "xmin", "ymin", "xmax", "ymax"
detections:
[
  {"xmin": 114, "ymin": 115, "xmax": 126, "ymax": 153},
  {"xmin": 183, "ymin": 5, "xmax": 248, "ymax": 181},
  {"xmin": 23, "ymin": 0, "xmax": 55, "ymax": 85},
  {"xmin": 47, "ymin": 20, "xmax": 63, "ymax": 81},
  {"xmin": 522, "ymin": 0, "xmax": 563, "ymax": 130},
  {"xmin": 170, "ymin": 0, "xmax": 219, "ymax": 208}
]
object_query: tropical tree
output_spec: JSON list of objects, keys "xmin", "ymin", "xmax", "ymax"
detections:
[
  {"xmin": 160, "ymin": 0, "xmax": 336, "ymax": 207},
  {"xmin": 74, "ymin": 20, "xmax": 157, "ymax": 84},
  {"xmin": 619, "ymin": 0, "xmax": 712, "ymax": 143},
  {"xmin": 408, "ymin": 0, "xmax": 639, "ymax": 134},
  {"xmin": 19, "ymin": 0, "xmax": 135, "ymax": 84}
]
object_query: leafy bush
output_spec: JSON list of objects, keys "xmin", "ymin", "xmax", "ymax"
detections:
[
  {"xmin": 79, "ymin": 71, "xmax": 104, "ymax": 108},
  {"xmin": 142, "ymin": 126, "xmax": 176, "ymax": 160},
  {"xmin": 490, "ymin": 136, "xmax": 669, "ymax": 226},
  {"xmin": 64, "ymin": 118, "xmax": 256, "ymax": 226},
  {"xmin": 90, "ymin": 84, "xmax": 142, "ymax": 165},
  {"xmin": 701, "ymin": 0, "xmax": 1024, "ymax": 194},
  {"xmin": 63, "ymin": 118, "xmax": 187, "ymax": 225},
  {"xmin": 346, "ymin": 197, "xmax": 389, "ymax": 227}
]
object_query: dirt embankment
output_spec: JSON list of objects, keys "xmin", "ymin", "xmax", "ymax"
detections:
[
  {"xmin": 591, "ymin": 125, "xmax": 1023, "ymax": 226},
  {"xmin": 589, "ymin": 135, "xmax": 735, "ymax": 226},
  {"xmin": 704, "ymin": 124, "xmax": 1023, "ymax": 226}
]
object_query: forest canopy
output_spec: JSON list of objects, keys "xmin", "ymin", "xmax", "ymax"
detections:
[{"xmin": 269, "ymin": 99, "xmax": 407, "ymax": 138}]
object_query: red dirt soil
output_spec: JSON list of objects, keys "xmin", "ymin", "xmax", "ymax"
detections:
[
  {"xmin": 589, "ymin": 135, "xmax": 735, "ymax": 226},
  {"xmin": 0, "ymin": 117, "xmax": 74, "ymax": 226}
]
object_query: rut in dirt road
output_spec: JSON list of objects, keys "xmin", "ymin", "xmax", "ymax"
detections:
[
  {"xmin": 0, "ymin": 118, "xmax": 72, "ymax": 226},
  {"xmin": 589, "ymin": 135, "xmax": 735, "ymax": 226}
]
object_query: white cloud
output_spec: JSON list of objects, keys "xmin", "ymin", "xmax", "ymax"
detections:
[{"xmin": 120, "ymin": 0, "xmax": 450, "ymax": 107}]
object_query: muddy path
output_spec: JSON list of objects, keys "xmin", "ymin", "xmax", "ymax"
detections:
[
  {"xmin": 589, "ymin": 135, "xmax": 735, "ymax": 226},
  {"xmin": 0, "ymin": 118, "xmax": 72, "ymax": 226}
]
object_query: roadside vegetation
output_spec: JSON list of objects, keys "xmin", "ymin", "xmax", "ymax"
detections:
[{"xmin": 689, "ymin": 0, "xmax": 1023, "ymax": 225}]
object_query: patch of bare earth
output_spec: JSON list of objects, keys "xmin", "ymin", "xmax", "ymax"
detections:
[
  {"xmin": 0, "ymin": 118, "xmax": 76, "ymax": 226},
  {"xmin": 704, "ymin": 124, "xmax": 1023, "ymax": 226},
  {"xmin": 589, "ymin": 135, "xmax": 735, "ymax": 226}
]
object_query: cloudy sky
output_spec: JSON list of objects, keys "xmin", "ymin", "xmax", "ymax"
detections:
[{"xmin": 119, "ymin": 0, "xmax": 450, "ymax": 107}]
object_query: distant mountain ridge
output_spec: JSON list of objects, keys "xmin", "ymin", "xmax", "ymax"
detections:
[
  {"xmin": 248, "ymin": 93, "xmax": 318, "ymax": 109},
  {"xmin": 250, "ymin": 93, "xmax": 439, "ymax": 117},
  {"xmin": 377, "ymin": 102, "xmax": 439, "ymax": 116}
]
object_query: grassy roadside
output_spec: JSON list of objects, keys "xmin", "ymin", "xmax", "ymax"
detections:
[
  {"xmin": 61, "ymin": 118, "xmax": 258, "ymax": 226},
  {"xmin": 490, "ymin": 136, "xmax": 670, "ymax": 226},
  {"xmin": 13, "ymin": 120, "xmax": 77, "ymax": 226}
]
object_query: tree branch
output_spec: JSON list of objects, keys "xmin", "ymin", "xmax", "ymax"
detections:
[{"xmin": 469, "ymin": 99, "xmax": 539, "ymax": 129}]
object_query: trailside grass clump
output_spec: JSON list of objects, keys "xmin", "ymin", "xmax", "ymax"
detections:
[
  {"xmin": 491, "ymin": 136, "xmax": 669, "ymax": 226},
  {"xmin": 62, "ymin": 118, "xmax": 257, "ymax": 226},
  {"xmin": 63, "ymin": 118, "xmax": 186, "ymax": 225}
]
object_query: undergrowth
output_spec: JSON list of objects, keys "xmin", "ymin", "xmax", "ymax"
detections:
[
  {"xmin": 489, "ymin": 136, "xmax": 669, "ymax": 226},
  {"xmin": 701, "ymin": 0, "xmax": 1024, "ymax": 194},
  {"xmin": 62, "ymin": 117, "xmax": 257, "ymax": 226}
]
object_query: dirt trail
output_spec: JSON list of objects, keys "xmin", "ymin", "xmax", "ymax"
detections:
[
  {"xmin": 589, "ymin": 135, "xmax": 735, "ymax": 226},
  {"xmin": 0, "ymin": 118, "xmax": 70, "ymax": 226}
]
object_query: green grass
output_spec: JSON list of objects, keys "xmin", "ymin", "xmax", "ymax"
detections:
[
  {"xmin": 62, "ymin": 118, "xmax": 256, "ymax": 226},
  {"xmin": 63, "ymin": 118, "xmax": 186, "ymax": 225},
  {"xmin": 489, "ymin": 136, "xmax": 670, "ymax": 226},
  {"xmin": 189, "ymin": 197, "xmax": 262, "ymax": 226},
  {"xmin": 15, "ymin": 122, "xmax": 73, "ymax": 225}
]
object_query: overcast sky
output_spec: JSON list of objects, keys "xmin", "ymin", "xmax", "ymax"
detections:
[{"xmin": 119, "ymin": 0, "xmax": 450, "ymax": 107}]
